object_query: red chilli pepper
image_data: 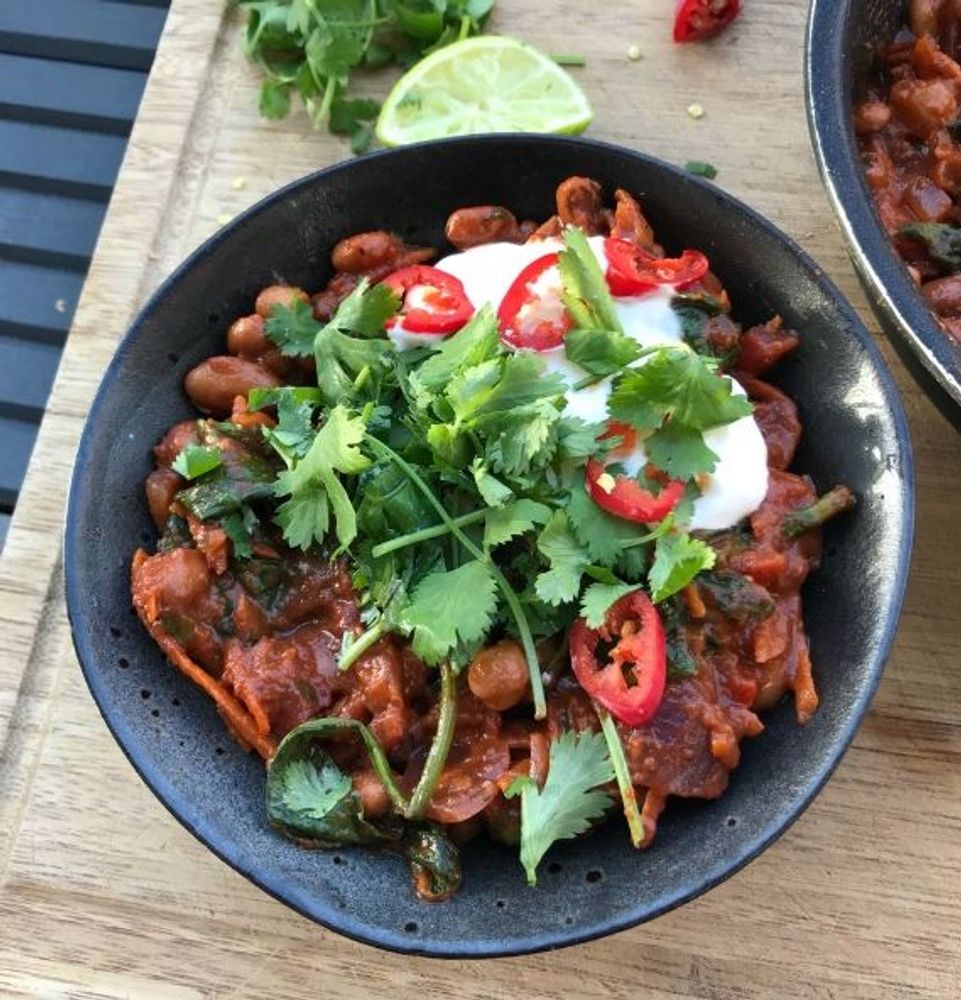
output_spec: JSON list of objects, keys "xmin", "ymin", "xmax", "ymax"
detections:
[
  {"xmin": 605, "ymin": 238, "xmax": 710, "ymax": 296},
  {"xmin": 382, "ymin": 266, "xmax": 473, "ymax": 335},
  {"xmin": 585, "ymin": 456, "xmax": 684, "ymax": 524},
  {"xmin": 497, "ymin": 253, "xmax": 571, "ymax": 350},
  {"xmin": 673, "ymin": 0, "xmax": 742, "ymax": 43},
  {"xmin": 570, "ymin": 591, "xmax": 667, "ymax": 727}
]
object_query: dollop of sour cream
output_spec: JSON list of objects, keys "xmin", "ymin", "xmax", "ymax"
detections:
[{"xmin": 409, "ymin": 237, "xmax": 769, "ymax": 530}]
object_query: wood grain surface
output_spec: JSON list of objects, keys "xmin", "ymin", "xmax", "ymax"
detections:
[{"xmin": 1, "ymin": 1, "xmax": 960, "ymax": 996}]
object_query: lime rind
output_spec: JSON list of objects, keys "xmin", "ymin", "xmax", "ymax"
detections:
[{"xmin": 376, "ymin": 36, "xmax": 593, "ymax": 146}]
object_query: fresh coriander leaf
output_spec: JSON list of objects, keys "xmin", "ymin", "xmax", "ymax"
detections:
[
  {"xmin": 566, "ymin": 480, "xmax": 651, "ymax": 565},
  {"xmin": 281, "ymin": 758, "xmax": 352, "ymax": 821},
  {"xmin": 580, "ymin": 580, "xmax": 642, "ymax": 629},
  {"xmin": 409, "ymin": 306, "xmax": 501, "ymax": 406},
  {"xmin": 275, "ymin": 488, "xmax": 330, "ymax": 550},
  {"xmin": 504, "ymin": 730, "xmax": 614, "ymax": 885},
  {"xmin": 364, "ymin": 41, "xmax": 394, "ymax": 69},
  {"xmin": 563, "ymin": 326, "xmax": 641, "ymax": 377},
  {"xmin": 555, "ymin": 416, "xmax": 605, "ymax": 461},
  {"xmin": 350, "ymin": 122, "xmax": 374, "ymax": 154},
  {"xmin": 304, "ymin": 0, "xmax": 376, "ymax": 79},
  {"xmin": 265, "ymin": 389, "xmax": 317, "ymax": 458},
  {"xmin": 295, "ymin": 58, "xmax": 319, "ymax": 101},
  {"xmin": 672, "ymin": 480, "xmax": 699, "ymax": 529},
  {"xmin": 171, "ymin": 443, "xmax": 222, "ymax": 480},
  {"xmin": 472, "ymin": 460, "xmax": 514, "ymax": 506},
  {"xmin": 685, "ymin": 160, "xmax": 718, "ymax": 179},
  {"xmin": 284, "ymin": 405, "xmax": 370, "ymax": 479},
  {"xmin": 314, "ymin": 326, "xmax": 393, "ymax": 406},
  {"xmin": 485, "ymin": 398, "xmax": 561, "ymax": 476},
  {"xmin": 612, "ymin": 348, "xmax": 752, "ymax": 432},
  {"xmin": 329, "ymin": 96, "xmax": 381, "ymax": 134},
  {"xmin": 308, "ymin": 279, "xmax": 396, "ymax": 404},
  {"xmin": 645, "ymin": 421, "xmax": 719, "ymax": 479},
  {"xmin": 446, "ymin": 358, "xmax": 502, "ymax": 418},
  {"xmin": 648, "ymin": 531, "xmax": 716, "ymax": 603},
  {"xmin": 259, "ymin": 79, "xmax": 292, "ymax": 119},
  {"xmin": 398, "ymin": 559, "xmax": 497, "ymax": 665},
  {"xmin": 248, "ymin": 386, "xmax": 324, "ymax": 410},
  {"xmin": 241, "ymin": 1, "xmax": 299, "ymax": 58},
  {"xmin": 321, "ymin": 278, "xmax": 399, "ymax": 339},
  {"xmin": 558, "ymin": 226, "xmax": 624, "ymax": 334},
  {"xmin": 425, "ymin": 421, "xmax": 471, "ymax": 468},
  {"xmin": 274, "ymin": 405, "xmax": 370, "ymax": 549},
  {"xmin": 265, "ymin": 299, "xmax": 321, "ymax": 356},
  {"xmin": 391, "ymin": 0, "xmax": 445, "ymax": 41},
  {"xmin": 451, "ymin": 353, "xmax": 566, "ymax": 423},
  {"xmin": 484, "ymin": 499, "xmax": 551, "ymax": 548},
  {"xmin": 583, "ymin": 565, "xmax": 620, "ymax": 584},
  {"xmin": 900, "ymin": 222, "xmax": 961, "ymax": 273},
  {"xmin": 354, "ymin": 460, "xmax": 436, "ymax": 541},
  {"xmin": 534, "ymin": 511, "xmax": 590, "ymax": 605},
  {"xmin": 605, "ymin": 371, "xmax": 663, "ymax": 431}
]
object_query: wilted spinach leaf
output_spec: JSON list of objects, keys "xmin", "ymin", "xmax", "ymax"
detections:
[{"xmin": 900, "ymin": 222, "xmax": 961, "ymax": 274}]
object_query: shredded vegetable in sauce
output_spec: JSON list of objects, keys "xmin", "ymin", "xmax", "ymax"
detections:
[{"xmin": 131, "ymin": 177, "xmax": 853, "ymax": 897}]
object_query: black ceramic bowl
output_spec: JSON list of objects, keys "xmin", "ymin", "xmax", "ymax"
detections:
[
  {"xmin": 806, "ymin": 0, "xmax": 961, "ymax": 414},
  {"xmin": 65, "ymin": 135, "xmax": 913, "ymax": 958}
]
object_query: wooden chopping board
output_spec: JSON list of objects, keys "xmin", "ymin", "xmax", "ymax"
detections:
[{"xmin": 1, "ymin": 1, "xmax": 959, "ymax": 996}]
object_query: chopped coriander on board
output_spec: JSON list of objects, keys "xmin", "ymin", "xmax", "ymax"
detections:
[
  {"xmin": 685, "ymin": 160, "xmax": 718, "ymax": 179},
  {"xmin": 232, "ymin": 0, "xmax": 496, "ymax": 151}
]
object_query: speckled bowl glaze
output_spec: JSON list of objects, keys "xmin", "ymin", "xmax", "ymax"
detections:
[
  {"xmin": 65, "ymin": 135, "xmax": 913, "ymax": 957},
  {"xmin": 807, "ymin": 0, "xmax": 961, "ymax": 417}
]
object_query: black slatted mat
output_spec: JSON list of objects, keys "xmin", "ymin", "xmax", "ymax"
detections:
[{"xmin": 0, "ymin": 0, "xmax": 170, "ymax": 549}]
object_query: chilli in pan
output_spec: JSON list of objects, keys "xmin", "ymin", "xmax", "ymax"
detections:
[{"xmin": 131, "ymin": 177, "xmax": 854, "ymax": 899}]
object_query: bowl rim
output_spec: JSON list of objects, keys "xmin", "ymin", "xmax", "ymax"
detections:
[
  {"xmin": 64, "ymin": 133, "xmax": 916, "ymax": 958},
  {"xmin": 805, "ymin": 0, "xmax": 961, "ymax": 408}
]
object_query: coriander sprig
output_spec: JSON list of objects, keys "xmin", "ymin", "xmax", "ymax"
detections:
[{"xmin": 234, "ymin": 0, "xmax": 496, "ymax": 152}]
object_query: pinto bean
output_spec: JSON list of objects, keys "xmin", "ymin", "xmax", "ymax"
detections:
[
  {"xmin": 445, "ymin": 206, "xmax": 522, "ymax": 249},
  {"xmin": 145, "ymin": 467, "xmax": 184, "ymax": 529},
  {"xmin": 352, "ymin": 768, "xmax": 391, "ymax": 819},
  {"xmin": 467, "ymin": 640, "xmax": 529, "ymax": 712},
  {"xmin": 254, "ymin": 284, "xmax": 308, "ymax": 319},
  {"xmin": 556, "ymin": 175, "xmax": 608, "ymax": 234},
  {"xmin": 227, "ymin": 313, "xmax": 270, "ymax": 358},
  {"xmin": 332, "ymin": 231, "xmax": 403, "ymax": 274},
  {"xmin": 184, "ymin": 356, "xmax": 281, "ymax": 415},
  {"xmin": 922, "ymin": 273, "xmax": 961, "ymax": 317}
]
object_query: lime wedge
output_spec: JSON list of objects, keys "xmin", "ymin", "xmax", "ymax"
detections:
[{"xmin": 376, "ymin": 36, "xmax": 593, "ymax": 146}]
